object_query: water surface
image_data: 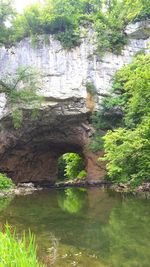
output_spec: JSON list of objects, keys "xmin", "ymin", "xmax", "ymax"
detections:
[{"xmin": 0, "ymin": 188, "xmax": 149, "ymax": 267}]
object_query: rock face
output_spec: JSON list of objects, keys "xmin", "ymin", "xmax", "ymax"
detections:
[{"xmin": 0, "ymin": 20, "xmax": 150, "ymax": 183}]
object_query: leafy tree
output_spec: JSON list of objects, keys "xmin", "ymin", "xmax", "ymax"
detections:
[
  {"xmin": 0, "ymin": 0, "xmax": 15, "ymax": 45},
  {"xmin": 93, "ymin": 54, "xmax": 149, "ymax": 129},
  {"xmin": 100, "ymin": 54, "xmax": 150, "ymax": 186},
  {"xmin": 58, "ymin": 153, "xmax": 86, "ymax": 180},
  {"xmin": 12, "ymin": 3, "xmax": 42, "ymax": 42},
  {"xmin": 63, "ymin": 153, "xmax": 85, "ymax": 179},
  {"xmin": 1, "ymin": 0, "xmax": 150, "ymax": 50},
  {"xmin": 102, "ymin": 118, "xmax": 150, "ymax": 186},
  {"xmin": 133, "ymin": 0, "xmax": 150, "ymax": 21},
  {"xmin": 112, "ymin": 54, "xmax": 150, "ymax": 127}
]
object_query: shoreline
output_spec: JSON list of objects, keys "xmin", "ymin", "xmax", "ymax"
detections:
[{"xmin": 0, "ymin": 180, "xmax": 149, "ymax": 198}]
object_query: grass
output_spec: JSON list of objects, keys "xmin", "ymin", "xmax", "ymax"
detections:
[{"xmin": 0, "ymin": 225, "xmax": 45, "ymax": 267}]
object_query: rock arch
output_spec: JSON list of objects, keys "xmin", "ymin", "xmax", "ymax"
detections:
[
  {"xmin": 0, "ymin": 103, "xmax": 105, "ymax": 184},
  {"xmin": 0, "ymin": 20, "xmax": 149, "ymax": 184}
]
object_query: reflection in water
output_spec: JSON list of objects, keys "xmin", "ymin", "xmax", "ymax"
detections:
[
  {"xmin": 0, "ymin": 189, "xmax": 149, "ymax": 267},
  {"xmin": 58, "ymin": 188, "xmax": 87, "ymax": 214},
  {"xmin": 42, "ymin": 233, "xmax": 59, "ymax": 266},
  {"xmin": 0, "ymin": 196, "xmax": 14, "ymax": 212},
  {"xmin": 102, "ymin": 198, "xmax": 150, "ymax": 267}
]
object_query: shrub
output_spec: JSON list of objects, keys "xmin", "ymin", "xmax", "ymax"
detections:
[
  {"xmin": 77, "ymin": 170, "xmax": 87, "ymax": 179},
  {"xmin": 63, "ymin": 153, "xmax": 85, "ymax": 179},
  {"xmin": 112, "ymin": 54, "xmax": 150, "ymax": 127},
  {"xmin": 89, "ymin": 133, "xmax": 104, "ymax": 152},
  {"xmin": 94, "ymin": 0, "xmax": 150, "ymax": 55},
  {"xmin": 102, "ymin": 118, "xmax": 150, "ymax": 187},
  {"xmin": 86, "ymin": 82, "xmax": 97, "ymax": 96},
  {"xmin": 99, "ymin": 54, "xmax": 150, "ymax": 187},
  {"xmin": 42, "ymin": 14, "xmax": 74, "ymax": 34},
  {"xmin": 0, "ymin": 225, "xmax": 45, "ymax": 267},
  {"xmin": 55, "ymin": 27, "xmax": 81, "ymax": 49},
  {"xmin": 0, "ymin": 173, "xmax": 14, "ymax": 191},
  {"xmin": 1, "ymin": 0, "xmax": 150, "ymax": 51},
  {"xmin": 0, "ymin": 66, "xmax": 43, "ymax": 129},
  {"xmin": 94, "ymin": 18, "xmax": 127, "ymax": 55},
  {"xmin": 11, "ymin": 109, "xmax": 23, "ymax": 130},
  {"xmin": 58, "ymin": 153, "xmax": 86, "ymax": 180}
]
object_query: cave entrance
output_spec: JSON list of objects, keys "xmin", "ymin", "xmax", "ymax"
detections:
[{"xmin": 57, "ymin": 152, "xmax": 87, "ymax": 181}]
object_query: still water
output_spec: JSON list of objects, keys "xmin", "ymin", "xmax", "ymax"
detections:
[{"xmin": 0, "ymin": 188, "xmax": 149, "ymax": 267}]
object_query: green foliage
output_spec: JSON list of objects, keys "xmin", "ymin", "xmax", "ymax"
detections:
[
  {"xmin": 31, "ymin": 34, "xmax": 40, "ymax": 48},
  {"xmin": 0, "ymin": 0, "xmax": 15, "ymax": 45},
  {"xmin": 0, "ymin": 173, "xmax": 14, "ymax": 191},
  {"xmin": 9, "ymin": 0, "xmax": 88, "ymax": 49},
  {"xmin": 92, "ymin": 53, "xmax": 150, "ymax": 131},
  {"xmin": 89, "ymin": 132, "xmax": 104, "ymax": 152},
  {"xmin": 94, "ymin": 14, "xmax": 127, "ymax": 54},
  {"xmin": 77, "ymin": 170, "xmax": 87, "ymax": 179},
  {"xmin": 100, "ymin": 54, "xmax": 150, "ymax": 187},
  {"xmin": 92, "ymin": 98, "xmax": 123, "ymax": 131},
  {"xmin": 111, "ymin": 54, "xmax": 150, "ymax": 127},
  {"xmin": 11, "ymin": 109, "xmax": 23, "ymax": 130},
  {"xmin": 133, "ymin": 0, "xmax": 150, "ymax": 22},
  {"xmin": 86, "ymin": 82, "xmax": 97, "ymax": 96},
  {"xmin": 89, "ymin": 94, "xmax": 123, "ymax": 152},
  {"xmin": 0, "ymin": 66, "xmax": 43, "ymax": 129},
  {"xmin": 58, "ymin": 153, "xmax": 85, "ymax": 180},
  {"xmin": 95, "ymin": 0, "xmax": 150, "ymax": 53},
  {"xmin": 102, "ymin": 118, "xmax": 150, "ymax": 186},
  {"xmin": 55, "ymin": 27, "xmax": 81, "ymax": 49},
  {"xmin": 1, "ymin": 0, "xmax": 149, "ymax": 51},
  {"xmin": 0, "ymin": 225, "xmax": 45, "ymax": 267},
  {"xmin": 1, "ymin": 66, "xmax": 41, "ymax": 99},
  {"xmin": 94, "ymin": 0, "xmax": 150, "ymax": 54},
  {"xmin": 63, "ymin": 153, "xmax": 85, "ymax": 179}
]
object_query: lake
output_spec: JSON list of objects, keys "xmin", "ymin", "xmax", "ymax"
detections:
[{"xmin": 0, "ymin": 188, "xmax": 149, "ymax": 267}]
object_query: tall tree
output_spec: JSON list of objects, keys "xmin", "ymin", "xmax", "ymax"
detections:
[{"xmin": 0, "ymin": 0, "xmax": 15, "ymax": 44}]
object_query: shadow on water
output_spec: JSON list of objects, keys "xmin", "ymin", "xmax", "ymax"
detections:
[{"xmin": 0, "ymin": 188, "xmax": 149, "ymax": 266}]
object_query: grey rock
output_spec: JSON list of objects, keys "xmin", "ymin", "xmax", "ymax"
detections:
[
  {"xmin": 0, "ymin": 21, "xmax": 149, "ymax": 183},
  {"xmin": 0, "ymin": 20, "xmax": 149, "ymax": 118},
  {"xmin": 125, "ymin": 20, "xmax": 150, "ymax": 39}
]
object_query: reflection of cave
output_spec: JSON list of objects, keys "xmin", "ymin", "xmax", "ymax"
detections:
[{"xmin": 0, "ymin": 106, "xmax": 106, "ymax": 184}]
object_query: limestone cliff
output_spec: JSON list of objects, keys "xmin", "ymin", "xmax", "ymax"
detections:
[{"xmin": 0, "ymin": 20, "xmax": 149, "ymax": 183}]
